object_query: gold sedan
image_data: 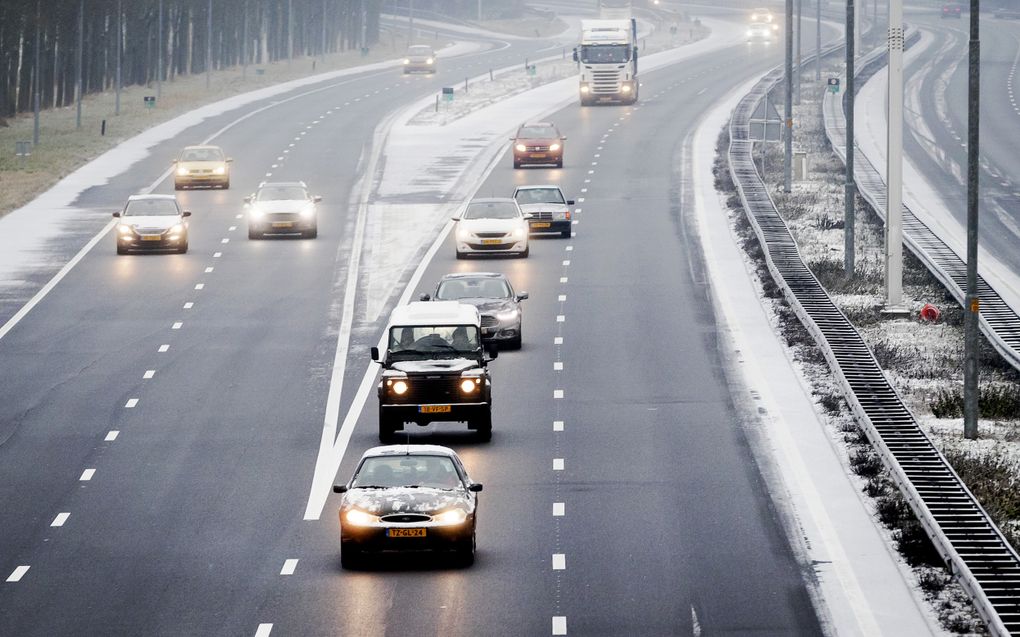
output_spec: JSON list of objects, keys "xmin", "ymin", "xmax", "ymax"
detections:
[{"xmin": 173, "ymin": 145, "xmax": 232, "ymax": 190}]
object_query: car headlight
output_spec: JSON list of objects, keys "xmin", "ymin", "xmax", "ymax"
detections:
[
  {"xmin": 772, "ymin": 24, "xmax": 779, "ymax": 31},
  {"xmin": 747, "ymin": 29, "xmax": 754, "ymax": 36},
  {"xmin": 214, "ymin": 166, "xmax": 226, "ymax": 175},
  {"xmin": 118, "ymin": 224, "xmax": 134, "ymax": 236},
  {"xmin": 432, "ymin": 509, "xmax": 467, "ymax": 525},
  {"xmin": 300, "ymin": 204, "xmax": 316, "ymax": 218},
  {"xmin": 345, "ymin": 509, "xmax": 381, "ymax": 526},
  {"xmin": 426, "ymin": 58, "xmax": 434, "ymax": 64},
  {"xmin": 390, "ymin": 379, "xmax": 409, "ymax": 395},
  {"xmin": 495, "ymin": 309, "xmax": 519, "ymax": 321},
  {"xmin": 515, "ymin": 143, "xmax": 527, "ymax": 152},
  {"xmin": 177, "ymin": 167, "xmax": 188, "ymax": 176},
  {"xmin": 549, "ymin": 143, "xmax": 561, "ymax": 151},
  {"xmin": 169, "ymin": 224, "xmax": 184, "ymax": 234},
  {"xmin": 403, "ymin": 58, "xmax": 410, "ymax": 64},
  {"xmin": 460, "ymin": 378, "xmax": 478, "ymax": 393},
  {"xmin": 249, "ymin": 206, "xmax": 264, "ymax": 219},
  {"xmin": 512, "ymin": 226, "xmax": 526, "ymax": 240}
]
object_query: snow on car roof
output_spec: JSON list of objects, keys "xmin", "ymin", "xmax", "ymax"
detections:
[
  {"xmin": 363, "ymin": 444, "xmax": 459, "ymax": 458},
  {"xmin": 388, "ymin": 301, "xmax": 480, "ymax": 327}
]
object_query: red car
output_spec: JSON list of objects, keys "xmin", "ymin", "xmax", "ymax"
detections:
[
  {"xmin": 511, "ymin": 122, "xmax": 566, "ymax": 169},
  {"xmin": 941, "ymin": 3, "xmax": 962, "ymax": 18}
]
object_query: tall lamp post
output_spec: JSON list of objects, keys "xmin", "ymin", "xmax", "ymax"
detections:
[
  {"xmin": 784, "ymin": 0, "xmax": 793, "ymax": 193},
  {"xmin": 845, "ymin": 0, "xmax": 856, "ymax": 274},
  {"xmin": 883, "ymin": 0, "xmax": 906, "ymax": 315},
  {"xmin": 963, "ymin": 0, "xmax": 981, "ymax": 438}
]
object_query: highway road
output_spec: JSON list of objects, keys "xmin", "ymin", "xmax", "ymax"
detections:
[{"xmin": 0, "ymin": 8, "xmax": 840, "ymax": 636}]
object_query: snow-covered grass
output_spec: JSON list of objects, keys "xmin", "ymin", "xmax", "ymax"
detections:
[{"xmin": 719, "ymin": 60, "xmax": 1020, "ymax": 632}]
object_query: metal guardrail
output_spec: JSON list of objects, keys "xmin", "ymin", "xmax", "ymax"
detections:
[
  {"xmin": 823, "ymin": 37, "xmax": 1020, "ymax": 374},
  {"xmin": 730, "ymin": 65, "xmax": 1020, "ymax": 636}
]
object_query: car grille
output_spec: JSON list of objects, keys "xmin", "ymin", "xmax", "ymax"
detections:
[
  {"xmin": 474, "ymin": 232, "xmax": 507, "ymax": 239},
  {"xmin": 592, "ymin": 69, "xmax": 622, "ymax": 93},
  {"xmin": 480, "ymin": 315, "xmax": 499, "ymax": 328},
  {"xmin": 266, "ymin": 212, "xmax": 300, "ymax": 221},
  {"xmin": 382, "ymin": 513, "xmax": 432, "ymax": 523},
  {"xmin": 388, "ymin": 376, "xmax": 472, "ymax": 404},
  {"xmin": 528, "ymin": 211, "xmax": 554, "ymax": 220},
  {"xmin": 189, "ymin": 169, "xmax": 214, "ymax": 174},
  {"xmin": 467, "ymin": 243, "xmax": 512, "ymax": 251},
  {"xmin": 525, "ymin": 145, "xmax": 549, "ymax": 152},
  {"xmin": 135, "ymin": 227, "xmax": 167, "ymax": 235}
]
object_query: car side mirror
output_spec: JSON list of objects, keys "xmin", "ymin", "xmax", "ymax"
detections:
[
  {"xmin": 572, "ymin": 48, "xmax": 578, "ymax": 62},
  {"xmin": 566, "ymin": 200, "xmax": 575, "ymax": 205},
  {"xmin": 451, "ymin": 217, "xmax": 460, "ymax": 222},
  {"xmin": 333, "ymin": 485, "xmax": 348, "ymax": 494},
  {"xmin": 112, "ymin": 211, "xmax": 121, "ymax": 218},
  {"xmin": 226, "ymin": 157, "xmax": 234, "ymax": 163},
  {"xmin": 561, "ymin": 136, "xmax": 567, "ymax": 140},
  {"xmin": 419, "ymin": 293, "xmax": 431, "ymax": 301},
  {"xmin": 171, "ymin": 159, "xmax": 178, "ymax": 164},
  {"xmin": 370, "ymin": 346, "xmax": 380, "ymax": 362},
  {"xmin": 182, "ymin": 211, "xmax": 192, "ymax": 217},
  {"xmin": 468, "ymin": 483, "xmax": 483, "ymax": 492},
  {"xmin": 516, "ymin": 291, "xmax": 529, "ymax": 301},
  {"xmin": 523, "ymin": 212, "xmax": 534, "ymax": 220},
  {"xmin": 313, "ymin": 195, "xmax": 322, "ymax": 203}
]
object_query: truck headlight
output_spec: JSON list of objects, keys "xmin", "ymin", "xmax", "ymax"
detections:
[
  {"xmin": 580, "ymin": 84, "xmax": 590, "ymax": 94},
  {"xmin": 391, "ymin": 380, "xmax": 409, "ymax": 395},
  {"xmin": 426, "ymin": 58, "xmax": 434, "ymax": 64},
  {"xmin": 460, "ymin": 379, "xmax": 478, "ymax": 393},
  {"xmin": 403, "ymin": 58, "xmax": 410, "ymax": 64},
  {"xmin": 621, "ymin": 84, "xmax": 632, "ymax": 93},
  {"xmin": 345, "ymin": 509, "xmax": 380, "ymax": 526},
  {"xmin": 432, "ymin": 509, "xmax": 467, "ymax": 525}
]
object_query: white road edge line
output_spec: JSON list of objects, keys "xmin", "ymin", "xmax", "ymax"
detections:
[{"xmin": 254, "ymin": 624, "xmax": 273, "ymax": 637}]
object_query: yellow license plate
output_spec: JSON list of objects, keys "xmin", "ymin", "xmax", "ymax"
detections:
[
  {"xmin": 532, "ymin": 222, "xmax": 551, "ymax": 228},
  {"xmin": 141, "ymin": 235, "xmax": 162, "ymax": 241},
  {"xmin": 388, "ymin": 528, "xmax": 426, "ymax": 538},
  {"xmin": 420, "ymin": 405, "xmax": 451, "ymax": 413},
  {"xmin": 531, "ymin": 153, "xmax": 547, "ymax": 158},
  {"xmin": 272, "ymin": 222, "xmax": 293, "ymax": 228},
  {"xmin": 480, "ymin": 239, "xmax": 503, "ymax": 245}
]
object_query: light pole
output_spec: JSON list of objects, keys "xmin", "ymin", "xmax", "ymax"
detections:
[
  {"xmin": 963, "ymin": 0, "xmax": 981, "ymax": 438},
  {"xmin": 883, "ymin": 0, "xmax": 905, "ymax": 314},
  {"xmin": 115, "ymin": 0, "xmax": 122, "ymax": 116},
  {"xmin": 784, "ymin": 0, "xmax": 793, "ymax": 193},
  {"xmin": 796, "ymin": 0, "xmax": 802, "ymax": 104},
  {"xmin": 206, "ymin": 0, "xmax": 212, "ymax": 89},
  {"xmin": 815, "ymin": 0, "xmax": 821, "ymax": 81},
  {"xmin": 157, "ymin": 0, "xmax": 163, "ymax": 99},
  {"xmin": 242, "ymin": 0, "xmax": 248, "ymax": 79},
  {"xmin": 76, "ymin": 0, "xmax": 84, "ymax": 129},
  {"xmin": 33, "ymin": 0, "xmax": 40, "ymax": 145},
  {"xmin": 845, "ymin": 0, "xmax": 856, "ymax": 274},
  {"xmin": 409, "ymin": 0, "xmax": 415, "ymax": 45},
  {"xmin": 288, "ymin": 0, "xmax": 294, "ymax": 64},
  {"xmin": 478, "ymin": 0, "xmax": 482, "ymax": 22}
]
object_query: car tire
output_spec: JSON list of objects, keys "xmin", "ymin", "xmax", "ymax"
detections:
[
  {"xmin": 473, "ymin": 412, "xmax": 492, "ymax": 442},
  {"xmin": 248, "ymin": 227, "xmax": 261, "ymax": 240},
  {"xmin": 340, "ymin": 545, "xmax": 363, "ymax": 570},
  {"xmin": 513, "ymin": 158, "xmax": 522, "ymax": 169},
  {"xmin": 508, "ymin": 333, "xmax": 522, "ymax": 350},
  {"xmin": 222, "ymin": 179, "xmax": 230, "ymax": 190},
  {"xmin": 520, "ymin": 245, "xmax": 529, "ymax": 258},
  {"xmin": 178, "ymin": 241, "xmax": 189, "ymax": 254},
  {"xmin": 560, "ymin": 228, "xmax": 571, "ymax": 239},
  {"xmin": 456, "ymin": 533, "xmax": 476, "ymax": 567},
  {"xmin": 305, "ymin": 226, "xmax": 318, "ymax": 239},
  {"xmin": 174, "ymin": 182, "xmax": 183, "ymax": 191},
  {"xmin": 117, "ymin": 245, "xmax": 128, "ymax": 255},
  {"xmin": 455, "ymin": 250, "xmax": 466, "ymax": 260},
  {"xmin": 556, "ymin": 158, "xmax": 563, "ymax": 168},
  {"xmin": 379, "ymin": 413, "xmax": 399, "ymax": 443}
]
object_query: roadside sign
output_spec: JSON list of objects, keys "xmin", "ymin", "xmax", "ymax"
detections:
[
  {"xmin": 828, "ymin": 77, "xmax": 840, "ymax": 94},
  {"xmin": 749, "ymin": 93, "xmax": 783, "ymax": 142},
  {"xmin": 144, "ymin": 95, "xmax": 156, "ymax": 109},
  {"xmin": 442, "ymin": 86, "xmax": 454, "ymax": 102}
]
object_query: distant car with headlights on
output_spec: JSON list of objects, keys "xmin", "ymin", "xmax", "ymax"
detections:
[
  {"xmin": 511, "ymin": 122, "xmax": 566, "ymax": 168},
  {"xmin": 454, "ymin": 198, "xmax": 529, "ymax": 258},
  {"xmin": 403, "ymin": 45, "xmax": 437, "ymax": 73},
  {"xmin": 332, "ymin": 445, "xmax": 482, "ymax": 568},
  {"xmin": 749, "ymin": 7, "xmax": 774, "ymax": 22},
  {"xmin": 421, "ymin": 272, "xmax": 528, "ymax": 349},
  {"xmin": 113, "ymin": 194, "xmax": 191, "ymax": 254},
  {"xmin": 746, "ymin": 21, "xmax": 778, "ymax": 42},
  {"xmin": 173, "ymin": 145, "xmax": 232, "ymax": 190},
  {"xmin": 941, "ymin": 2, "xmax": 962, "ymax": 17},
  {"xmin": 513, "ymin": 184, "xmax": 575, "ymax": 238},
  {"xmin": 244, "ymin": 181, "xmax": 320, "ymax": 239},
  {"xmin": 372, "ymin": 301, "xmax": 496, "ymax": 442}
]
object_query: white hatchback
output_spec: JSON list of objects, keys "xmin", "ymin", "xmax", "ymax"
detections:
[{"xmin": 454, "ymin": 198, "xmax": 529, "ymax": 259}]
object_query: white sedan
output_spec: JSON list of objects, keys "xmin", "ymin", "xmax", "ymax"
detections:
[{"xmin": 453, "ymin": 198, "xmax": 529, "ymax": 259}]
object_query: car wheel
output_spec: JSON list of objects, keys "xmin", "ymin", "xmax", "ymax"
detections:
[
  {"xmin": 222, "ymin": 179, "xmax": 230, "ymax": 190},
  {"xmin": 248, "ymin": 227, "xmax": 261, "ymax": 240},
  {"xmin": 513, "ymin": 158, "xmax": 521, "ymax": 169},
  {"xmin": 556, "ymin": 158, "xmax": 563, "ymax": 168},
  {"xmin": 340, "ymin": 544, "xmax": 363, "ymax": 570},
  {"xmin": 174, "ymin": 182, "xmax": 183, "ymax": 191},
  {"xmin": 520, "ymin": 245, "xmax": 529, "ymax": 258},
  {"xmin": 456, "ymin": 533, "xmax": 476, "ymax": 567},
  {"xmin": 117, "ymin": 245, "xmax": 128, "ymax": 255},
  {"xmin": 379, "ymin": 413, "xmax": 399, "ymax": 443},
  {"xmin": 305, "ymin": 226, "xmax": 318, "ymax": 239},
  {"xmin": 473, "ymin": 412, "xmax": 492, "ymax": 442},
  {"xmin": 508, "ymin": 333, "xmax": 522, "ymax": 350},
  {"xmin": 560, "ymin": 228, "xmax": 571, "ymax": 239},
  {"xmin": 178, "ymin": 241, "xmax": 189, "ymax": 254}
]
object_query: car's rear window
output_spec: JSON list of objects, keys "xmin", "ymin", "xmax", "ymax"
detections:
[{"xmin": 124, "ymin": 199, "xmax": 179, "ymax": 216}]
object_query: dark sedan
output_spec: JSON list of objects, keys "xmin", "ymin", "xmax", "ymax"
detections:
[
  {"xmin": 333, "ymin": 445, "xmax": 482, "ymax": 568},
  {"xmin": 420, "ymin": 272, "xmax": 528, "ymax": 349}
]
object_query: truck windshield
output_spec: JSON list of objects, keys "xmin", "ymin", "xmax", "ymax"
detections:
[
  {"xmin": 388, "ymin": 325, "xmax": 480, "ymax": 359},
  {"xmin": 580, "ymin": 44, "xmax": 631, "ymax": 64}
]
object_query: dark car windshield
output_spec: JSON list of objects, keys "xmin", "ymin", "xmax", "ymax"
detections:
[
  {"xmin": 353, "ymin": 455, "xmax": 462, "ymax": 490},
  {"xmin": 407, "ymin": 46, "xmax": 433, "ymax": 56},
  {"xmin": 388, "ymin": 325, "xmax": 480, "ymax": 359},
  {"xmin": 463, "ymin": 201, "xmax": 519, "ymax": 220},
  {"xmin": 123, "ymin": 199, "xmax": 179, "ymax": 216},
  {"xmin": 579, "ymin": 44, "xmax": 631, "ymax": 64},
  {"xmin": 515, "ymin": 188, "xmax": 565, "ymax": 205},
  {"xmin": 257, "ymin": 186, "xmax": 308, "ymax": 201},
  {"xmin": 517, "ymin": 126, "xmax": 558, "ymax": 139},
  {"xmin": 437, "ymin": 278, "xmax": 511, "ymax": 300},
  {"xmin": 179, "ymin": 147, "xmax": 224, "ymax": 161}
]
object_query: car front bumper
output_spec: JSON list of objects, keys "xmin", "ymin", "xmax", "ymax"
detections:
[
  {"xmin": 341, "ymin": 520, "xmax": 473, "ymax": 553},
  {"xmin": 514, "ymin": 151, "xmax": 562, "ymax": 165},
  {"xmin": 175, "ymin": 174, "xmax": 228, "ymax": 187},
  {"xmin": 249, "ymin": 216, "xmax": 317, "ymax": 234},
  {"xmin": 456, "ymin": 240, "xmax": 528, "ymax": 256},
  {"xmin": 527, "ymin": 219, "xmax": 571, "ymax": 234},
  {"xmin": 118, "ymin": 232, "xmax": 187, "ymax": 251},
  {"xmin": 403, "ymin": 63, "xmax": 435, "ymax": 73},
  {"xmin": 381, "ymin": 402, "xmax": 490, "ymax": 426}
]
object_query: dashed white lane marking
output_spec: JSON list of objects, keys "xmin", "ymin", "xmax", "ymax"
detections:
[
  {"xmin": 51, "ymin": 512, "xmax": 70, "ymax": 527},
  {"xmin": 565, "ymin": 246, "xmax": 573, "ymax": 252},
  {"xmin": 158, "ymin": 344, "xmax": 170, "ymax": 353},
  {"xmin": 562, "ymin": 260, "xmax": 571, "ymax": 266},
  {"xmin": 553, "ymin": 502, "xmax": 565, "ymax": 516},
  {"xmin": 143, "ymin": 370, "xmax": 155, "ymax": 379},
  {"xmin": 220, "ymin": 238, "xmax": 230, "ymax": 244},
  {"xmin": 554, "ymin": 389, "xmax": 564, "ymax": 399},
  {"xmin": 692, "ymin": 605, "xmax": 702, "ymax": 636},
  {"xmin": 79, "ymin": 469, "xmax": 95, "ymax": 481},
  {"xmin": 554, "ymin": 362, "xmax": 564, "ymax": 371},
  {"xmin": 553, "ymin": 420, "xmax": 564, "ymax": 431},
  {"xmin": 554, "ymin": 337, "xmax": 563, "ymax": 345},
  {"xmin": 587, "ymin": 170, "xmax": 595, "ymax": 174},
  {"xmin": 6, "ymin": 566, "xmax": 30, "ymax": 582},
  {"xmin": 254, "ymin": 625, "xmax": 273, "ymax": 637},
  {"xmin": 106, "ymin": 430, "xmax": 120, "ymax": 441},
  {"xmin": 697, "ymin": 88, "xmax": 707, "ymax": 95},
  {"xmin": 228, "ymin": 226, "xmax": 237, "ymax": 232},
  {"xmin": 277, "ymin": 156, "xmax": 284, "ymax": 161},
  {"xmin": 580, "ymin": 188, "xmax": 588, "ymax": 193},
  {"xmin": 577, "ymin": 197, "xmax": 585, "ymax": 203},
  {"xmin": 552, "ymin": 616, "xmax": 567, "ymax": 635},
  {"xmin": 172, "ymin": 322, "xmax": 183, "ymax": 330},
  {"xmin": 591, "ymin": 161, "xmax": 598, "ymax": 166},
  {"xmin": 265, "ymin": 172, "xmax": 272, "ymax": 177},
  {"xmin": 195, "ymin": 283, "xmax": 205, "ymax": 290},
  {"xmin": 271, "ymin": 164, "xmax": 278, "ymax": 169},
  {"xmin": 556, "ymin": 315, "xmax": 565, "ymax": 323},
  {"xmin": 213, "ymin": 252, "xmax": 222, "ymax": 258},
  {"xmin": 205, "ymin": 267, "xmax": 214, "ymax": 273},
  {"xmin": 594, "ymin": 153, "xmax": 600, "ymax": 158},
  {"xmin": 558, "ymin": 294, "xmax": 566, "ymax": 302},
  {"xmin": 124, "ymin": 398, "xmax": 139, "ymax": 409},
  {"xmin": 280, "ymin": 559, "xmax": 299, "ymax": 575},
  {"xmin": 236, "ymin": 214, "xmax": 244, "ymax": 219},
  {"xmin": 559, "ymin": 277, "xmax": 568, "ymax": 283},
  {"xmin": 552, "ymin": 554, "xmax": 566, "ymax": 570},
  {"xmin": 553, "ymin": 458, "xmax": 565, "ymax": 470},
  {"xmin": 183, "ymin": 302, "xmax": 194, "ymax": 309}
]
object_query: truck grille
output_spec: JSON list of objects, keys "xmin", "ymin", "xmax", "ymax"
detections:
[
  {"xmin": 592, "ymin": 69, "xmax": 622, "ymax": 93},
  {"xmin": 388, "ymin": 377, "xmax": 470, "ymax": 403}
]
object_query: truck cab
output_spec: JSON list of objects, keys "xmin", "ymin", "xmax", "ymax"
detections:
[
  {"xmin": 574, "ymin": 19, "xmax": 639, "ymax": 105},
  {"xmin": 372, "ymin": 302, "xmax": 496, "ymax": 442}
]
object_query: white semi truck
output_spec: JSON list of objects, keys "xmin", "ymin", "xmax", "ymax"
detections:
[{"xmin": 573, "ymin": 18, "xmax": 639, "ymax": 106}]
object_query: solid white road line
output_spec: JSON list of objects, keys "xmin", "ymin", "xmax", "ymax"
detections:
[
  {"xmin": 552, "ymin": 616, "xmax": 567, "ymax": 635},
  {"xmin": 553, "ymin": 502, "xmax": 565, "ymax": 516},
  {"xmin": 553, "ymin": 420, "xmax": 564, "ymax": 431},
  {"xmin": 105, "ymin": 430, "xmax": 120, "ymax": 441},
  {"xmin": 124, "ymin": 398, "xmax": 139, "ymax": 409},
  {"xmin": 158, "ymin": 344, "xmax": 170, "ymax": 353},
  {"xmin": 552, "ymin": 554, "xmax": 566, "ymax": 570},
  {"xmin": 254, "ymin": 624, "xmax": 273, "ymax": 637},
  {"xmin": 6, "ymin": 566, "xmax": 30, "ymax": 582},
  {"xmin": 51, "ymin": 512, "xmax": 70, "ymax": 527},
  {"xmin": 280, "ymin": 559, "xmax": 299, "ymax": 575},
  {"xmin": 79, "ymin": 469, "xmax": 95, "ymax": 481}
]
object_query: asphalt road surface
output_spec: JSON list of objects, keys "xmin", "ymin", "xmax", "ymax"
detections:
[{"xmin": 0, "ymin": 10, "xmax": 840, "ymax": 636}]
